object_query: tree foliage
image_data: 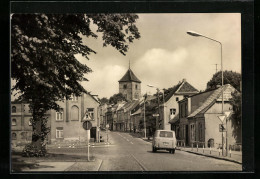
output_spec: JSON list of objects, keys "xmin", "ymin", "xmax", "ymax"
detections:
[
  {"xmin": 108, "ymin": 93, "xmax": 127, "ymax": 104},
  {"xmin": 230, "ymin": 91, "xmax": 242, "ymax": 143},
  {"xmin": 206, "ymin": 70, "xmax": 241, "ymax": 92},
  {"xmin": 11, "ymin": 14, "xmax": 140, "ymax": 155},
  {"xmin": 100, "ymin": 97, "xmax": 109, "ymax": 105}
]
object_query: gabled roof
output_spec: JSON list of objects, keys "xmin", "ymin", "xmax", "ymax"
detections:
[
  {"xmin": 188, "ymin": 84, "xmax": 234, "ymax": 118},
  {"xmin": 164, "ymin": 79, "xmax": 199, "ymax": 102},
  {"xmin": 118, "ymin": 68, "xmax": 141, "ymax": 83}
]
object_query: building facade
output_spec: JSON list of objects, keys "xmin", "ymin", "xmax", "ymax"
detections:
[
  {"xmin": 162, "ymin": 79, "xmax": 199, "ymax": 130},
  {"xmin": 177, "ymin": 84, "xmax": 237, "ymax": 148},
  {"xmin": 118, "ymin": 67, "xmax": 142, "ymax": 101},
  {"xmin": 11, "ymin": 93, "xmax": 100, "ymax": 146},
  {"xmin": 11, "ymin": 101, "xmax": 51, "ymax": 146}
]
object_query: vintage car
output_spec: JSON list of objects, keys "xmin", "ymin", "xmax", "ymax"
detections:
[{"xmin": 152, "ymin": 130, "xmax": 177, "ymax": 154}]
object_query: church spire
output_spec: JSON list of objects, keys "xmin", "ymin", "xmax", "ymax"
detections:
[{"xmin": 129, "ymin": 59, "xmax": 130, "ymax": 69}]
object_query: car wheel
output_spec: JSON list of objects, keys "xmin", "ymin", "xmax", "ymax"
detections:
[
  {"xmin": 169, "ymin": 150, "xmax": 172, "ymax": 153},
  {"xmin": 172, "ymin": 149, "xmax": 175, "ymax": 154},
  {"xmin": 152, "ymin": 146, "xmax": 157, "ymax": 152}
]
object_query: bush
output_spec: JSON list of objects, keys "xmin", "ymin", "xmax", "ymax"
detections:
[{"xmin": 22, "ymin": 143, "xmax": 47, "ymax": 157}]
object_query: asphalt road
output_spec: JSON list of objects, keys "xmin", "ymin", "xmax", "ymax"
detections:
[{"xmin": 61, "ymin": 131, "xmax": 242, "ymax": 171}]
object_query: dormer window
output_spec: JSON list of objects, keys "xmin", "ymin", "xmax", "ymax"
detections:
[{"xmin": 123, "ymin": 84, "xmax": 127, "ymax": 89}]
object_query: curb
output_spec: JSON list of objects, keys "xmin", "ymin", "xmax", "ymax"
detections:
[{"xmin": 176, "ymin": 148, "xmax": 242, "ymax": 165}]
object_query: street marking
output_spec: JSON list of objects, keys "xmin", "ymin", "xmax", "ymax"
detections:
[
  {"xmin": 130, "ymin": 142, "xmax": 134, "ymax": 144},
  {"xmin": 98, "ymin": 160, "xmax": 104, "ymax": 171},
  {"xmin": 126, "ymin": 139, "xmax": 129, "ymax": 141},
  {"xmin": 131, "ymin": 154, "xmax": 147, "ymax": 171}
]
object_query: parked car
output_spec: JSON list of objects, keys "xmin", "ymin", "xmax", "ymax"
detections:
[{"xmin": 152, "ymin": 130, "xmax": 177, "ymax": 154}]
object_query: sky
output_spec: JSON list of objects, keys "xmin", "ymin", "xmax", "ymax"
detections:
[
  {"xmin": 11, "ymin": 13, "xmax": 241, "ymax": 100},
  {"xmin": 77, "ymin": 13, "xmax": 241, "ymax": 99}
]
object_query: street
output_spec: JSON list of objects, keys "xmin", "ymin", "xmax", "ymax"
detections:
[{"xmin": 47, "ymin": 131, "xmax": 242, "ymax": 171}]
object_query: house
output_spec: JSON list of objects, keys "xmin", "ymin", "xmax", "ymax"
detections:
[
  {"xmin": 11, "ymin": 92, "xmax": 101, "ymax": 146},
  {"xmin": 114, "ymin": 101, "xmax": 127, "ymax": 131},
  {"xmin": 99, "ymin": 103, "xmax": 108, "ymax": 129},
  {"xmin": 178, "ymin": 84, "xmax": 237, "ymax": 148},
  {"xmin": 162, "ymin": 79, "xmax": 199, "ymax": 130},
  {"xmin": 50, "ymin": 93, "xmax": 100, "ymax": 143},
  {"xmin": 11, "ymin": 100, "xmax": 51, "ymax": 146},
  {"xmin": 123, "ymin": 100, "xmax": 140, "ymax": 132}
]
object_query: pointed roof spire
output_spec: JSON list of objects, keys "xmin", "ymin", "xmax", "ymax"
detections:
[{"xmin": 129, "ymin": 59, "xmax": 131, "ymax": 69}]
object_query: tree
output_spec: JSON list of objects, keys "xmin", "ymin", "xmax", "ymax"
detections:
[
  {"xmin": 100, "ymin": 97, "xmax": 109, "ymax": 105},
  {"xmin": 206, "ymin": 70, "xmax": 241, "ymax": 92},
  {"xmin": 108, "ymin": 93, "xmax": 127, "ymax": 104},
  {"xmin": 11, "ymin": 14, "xmax": 140, "ymax": 156},
  {"xmin": 230, "ymin": 91, "xmax": 242, "ymax": 143}
]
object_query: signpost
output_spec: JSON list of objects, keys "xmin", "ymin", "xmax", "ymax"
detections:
[
  {"xmin": 106, "ymin": 124, "xmax": 109, "ymax": 143},
  {"xmin": 83, "ymin": 121, "xmax": 92, "ymax": 161},
  {"xmin": 218, "ymin": 114, "xmax": 226, "ymax": 156}
]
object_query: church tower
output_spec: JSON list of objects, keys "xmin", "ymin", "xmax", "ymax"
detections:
[{"xmin": 118, "ymin": 62, "xmax": 141, "ymax": 101}]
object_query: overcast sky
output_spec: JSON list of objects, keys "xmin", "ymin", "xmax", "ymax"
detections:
[
  {"xmin": 11, "ymin": 13, "xmax": 241, "ymax": 100},
  {"xmin": 77, "ymin": 13, "xmax": 241, "ymax": 99}
]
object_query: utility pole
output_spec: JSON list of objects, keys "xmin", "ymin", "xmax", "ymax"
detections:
[{"xmin": 214, "ymin": 64, "xmax": 218, "ymax": 73}]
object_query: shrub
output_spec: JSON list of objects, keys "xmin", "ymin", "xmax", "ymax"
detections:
[{"xmin": 22, "ymin": 143, "xmax": 47, "ymax": 157}]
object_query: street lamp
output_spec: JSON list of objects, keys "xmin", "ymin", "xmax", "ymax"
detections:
[
  {"xmin": 147, "ymin": 85, "xmax": 166, "ymax": 130},
  {"xmin": 187, "ymin": 30, "xmax": 226, "ymax": 156}
]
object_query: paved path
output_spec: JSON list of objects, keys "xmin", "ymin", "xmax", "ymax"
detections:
[{"xmin": 13, "ymin": 131, "xmax": 242, "ymax": 172}]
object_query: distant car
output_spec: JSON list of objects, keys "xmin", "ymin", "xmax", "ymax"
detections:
[{"xmin": 152, "ymin": 130, "xmax": 177, "ymax": 154}]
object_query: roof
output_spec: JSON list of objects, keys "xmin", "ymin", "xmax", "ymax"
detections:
[
  {"xmin": 118, "ymin": 68, "xmax": 141, "ymax": 83},
  {"xmin": 131, "ymin": 108, "xmax": 141, "ymax": 116},
  {"xmin": 164, "ymin": 79, "xmax": 199, "ymax": 102},
  {"xmin": 122, "ymin": 100, "xmax": 140, "ymax": 112},
  {"xmin": 188, "ymin": 84, "xmax": 233, "ymax": 118}
]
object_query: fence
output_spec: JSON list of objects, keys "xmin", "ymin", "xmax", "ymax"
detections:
[{"xmin": 176, "ymin": 140, "xmax": 242, "ymax": 152}]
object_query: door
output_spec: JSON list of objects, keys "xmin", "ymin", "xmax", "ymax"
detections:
[{"xmin": 185, "ymin": 125, "xmax": 189, "ymax": 145}]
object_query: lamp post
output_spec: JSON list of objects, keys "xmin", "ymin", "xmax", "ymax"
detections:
[
  {"xmin": 143, "ymin": 93, "xmax": 147, "ymax": 139},
  {"xmin": 187, "ymin": 31, "xmax": 226, "ymax": 156},
  {"xmin": 147, "ymin": 85, "xmax": 166, "ymax": 130}
]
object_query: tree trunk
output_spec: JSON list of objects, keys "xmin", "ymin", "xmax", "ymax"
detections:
[{"xmin": 32, "ymin": 118, "xmax": 43, "ymax": 151}]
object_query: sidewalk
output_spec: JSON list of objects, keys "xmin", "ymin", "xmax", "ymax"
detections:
[
  {"xmin": 176, "ymin": 146, "xmax": 242, "ymax": 164},
  {"xmin": 136, "ymin": 136, "xmax": 242, "ymax": 164}
]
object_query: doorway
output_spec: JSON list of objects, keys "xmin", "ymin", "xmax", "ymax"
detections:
[{"xmin": 185, "ymin": 125, "xmax": 189, "ymax": 145}]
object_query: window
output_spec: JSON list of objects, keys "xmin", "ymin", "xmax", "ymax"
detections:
[
  {"xmin": 159, "ymin": 131, "xmax": 173, "ymax": 138},
  {"xmin": 71, "ymin": 106, "xmax": 79, "ymax": 121},
  {"xmin": 12, "ymin": 119, "xmax": 17, "ymax": 126},
  {"xmin": 56, "ymin": 127, "xmax": 64, "ymax": 138},
  {"xmin": 170, "ymin": 108, "xmax": 176, "ymax": 115},
  {"xmin": 86, "ymin": 108, "xmax": 94, "ymax": 120},
  {"xmin": 29, "ymin": 118, "xmax": 32, "ymax": 126},
  {"xmin": 180, "ymin": 105, "xmax": 183, "ymax": 118},
  {"xmin": 21, "ymin": 132, "xmax": 27, "ymax": 139},
  {"xmin": 176, "ymin": 97, "xmax": 179, "ymax": 101},
  {"xmin": 135, "ymin": 84, "xmax": 138, "ymax": 89},
  {"xmin": 56, "ymin": 109, "xmax": 64, "ymax": 121},
  {"xmin": 12, "ymin": 106, "xmax": 16, "ymax": 113},
  {"xmin": 12, "ymin": 133, "xmax": 17, "ymax": 140},
  {"xmin": 123, "ymin": 84, "xmax": 127, "ymax": 89},
  {"xmin": 185, "ymin": 103, "xmax": 188, "ymax": 117},
  {"xmin": 71, "ymin": 95, "xmax": 78, "ymax": 101}
]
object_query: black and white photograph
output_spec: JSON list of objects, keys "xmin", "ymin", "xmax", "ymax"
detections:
[{"xmin": 9, "ymin": 2, "xmax": 253, "ymax": 173}]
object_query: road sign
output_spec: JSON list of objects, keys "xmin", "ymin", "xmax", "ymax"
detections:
[
  {"xmin": 153, "ymin": 114, "xmax": 159, "ymax": 117},
  {"xmin": 219, "ymin": 124, "xmax": 226, "ymax": 132},
  {"xmin": 224, "ymin": 111, "xmax": 232, "ymax": 118},
  {"xmin": 218, "ymin": 114, "xmax": 226, "ymax": 123},
  {"xmin": 83, "ymin": 121, "xmax": 92, "ymax": 130}
]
